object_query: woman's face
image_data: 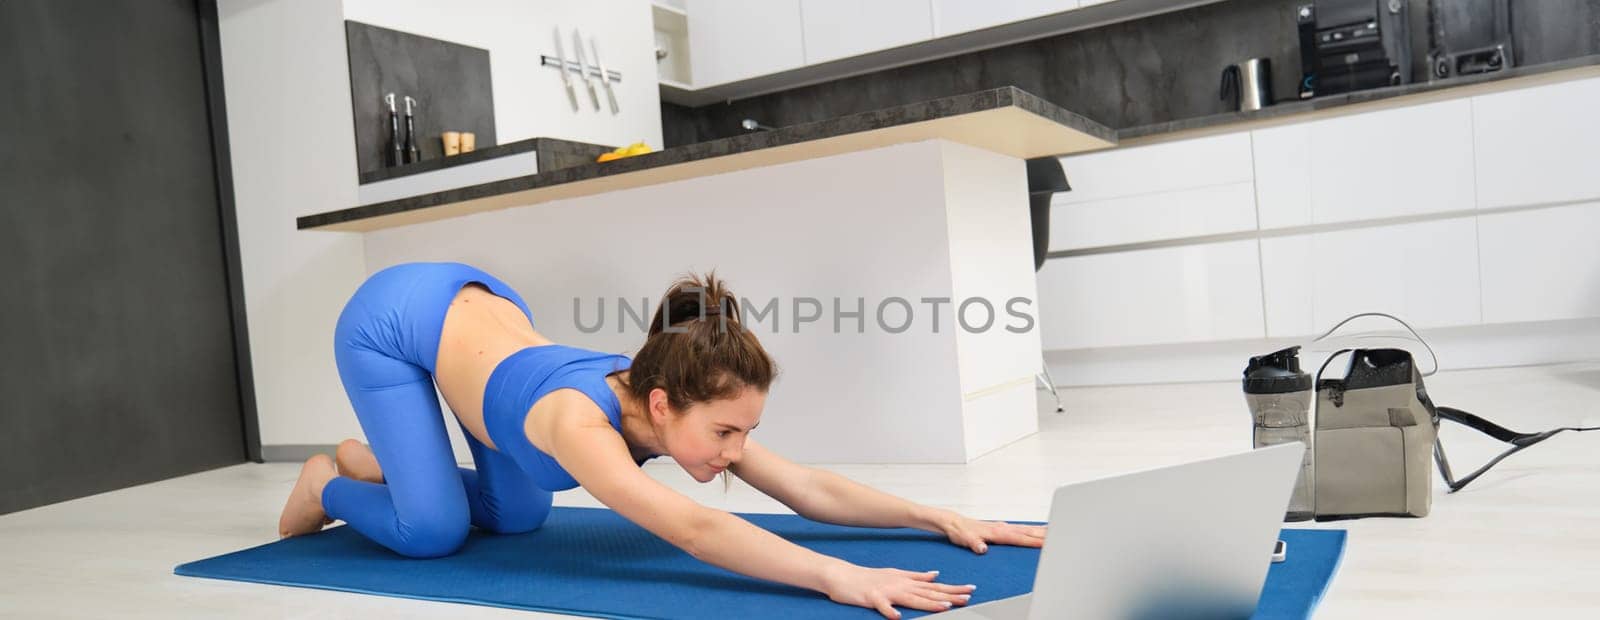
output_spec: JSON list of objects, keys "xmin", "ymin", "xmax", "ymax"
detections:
[{"xmin": 652, "ymin": 386, "xmax": 765, "ymax": 483}]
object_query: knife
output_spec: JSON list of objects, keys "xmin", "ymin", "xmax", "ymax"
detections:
[
  {"xmin": 552, "ymin": 27, "xmax": 578, "ymax": 111},
  {"xmin": 589, "ymin": 35, "xmax": 621, "ymax": 114},
  {"xmin": 571, "ymin": 29, "xmax": 601, "ymax": 111}
]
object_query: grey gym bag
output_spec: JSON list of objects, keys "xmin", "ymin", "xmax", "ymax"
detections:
[
  {"xmin": 1246, "ymin": 311, "xmax": 1599, "ymax": 521},
  {"xmin": 1309, "ymin": 346, "xmax": 1597, "ymax": 520}
]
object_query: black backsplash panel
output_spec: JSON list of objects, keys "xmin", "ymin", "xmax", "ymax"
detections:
[
  {"xmin": 346, "ymin": 21, "xmax": 497, "ymax": 175},
  {"xmin": 663, "ymin": 0, "xmax": 1600, "ymax": 146},
  {"xmin": 1511, "ymin": 0, "xmax": 1600, "ymax": 63}
]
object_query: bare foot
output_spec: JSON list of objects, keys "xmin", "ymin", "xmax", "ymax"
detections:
[
  {"xmin": 279, "ymin": 454, "xmax": 337, "ymax": 539},
  {"xmin": 335, "ymin": 439, "xmax": 385, "ymax": 484}
]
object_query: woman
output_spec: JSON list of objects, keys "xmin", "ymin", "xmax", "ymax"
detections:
[{"xmin": 279, "ymin": 262, "xmax": 1045, "ymax": 619}]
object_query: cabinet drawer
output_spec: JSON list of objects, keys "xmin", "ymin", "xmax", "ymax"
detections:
[
  {"xmin": 931, "ymin": 0, "xmax": 1079, "ymax": 37},
  {"xmin": 1048, "ymin": 181, "xmax": 1257, "ymax": 251},
  {"xmin": 1057, "ymin": 131, "xmax": 1253, "ymax": 205},
  {"xmin": 1037, "ymin": 239, "xmax": 1264, "ymax": 349},
  {"xmin": 1479, "ymin": 202, "xmax": 1600, "ymax": 323},
  {"xmin": 801, "ymin": 0, "xmax": 932, "ymax": 64},
  {"xmin": 1253, "ymin": 99, "xmax": 1475, "ymax": 228},
  {"xmin": 1473, "ymin": 76, "xmax": 1600, "ymax": 209},
  {"xmin": 1259, "ymin": 218, "xmax": 1481, "ymax": 338},
  {"xmin": 688, "ymin": 0, "xmax": 805, "ymax": 86}
]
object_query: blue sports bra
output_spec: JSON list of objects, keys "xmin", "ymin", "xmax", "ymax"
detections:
[{"xmin": 480, "ymin": 344, "xmax": 650, "ymax": 491}]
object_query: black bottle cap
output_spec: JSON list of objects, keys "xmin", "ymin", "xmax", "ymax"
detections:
[{"xmin": 1243, "ymin": 346, "xmax": 1313, "ymax": 394}]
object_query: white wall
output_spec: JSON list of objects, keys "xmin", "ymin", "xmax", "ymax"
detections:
[
  {"xmin": 219, "ymin": 0, "xmax": 665, "ymax": 450},
  {"xmin": 217, "ymin": 0, "xmax": 368, "ymax": 447},
  {"xmin": 342, "ymin": 0, "xmax": 664, "ymax": 150}
]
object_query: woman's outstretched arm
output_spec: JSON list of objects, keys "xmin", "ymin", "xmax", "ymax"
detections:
[
  {"xmin": 550, "ymin": 408, "xmax": 838, "ymax": 588},
  {"xmin": 537, "ymin": 392, "xmax": 971, "ymax": 619},
  {"xmin": 731, "ymin": 438, "xmax": 1047, "ymax": 554}
]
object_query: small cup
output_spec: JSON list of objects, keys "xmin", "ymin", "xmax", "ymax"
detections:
[
  {"xmin": 442, "ymin": 131, "xmax": 462, "ymax": 156},
  {"xmin": 460, "ymin": 132, "xmax": 476, "ymax": 153}
]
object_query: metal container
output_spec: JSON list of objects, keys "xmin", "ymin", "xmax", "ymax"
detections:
[{"xmin": 1221, "ymin": 58, "xmax": 1274, "ymax": 112}]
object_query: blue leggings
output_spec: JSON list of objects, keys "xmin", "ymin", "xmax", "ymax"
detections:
[{"xmin": 323, "ymin": 263, "xmax": 554, "ymax": 558}]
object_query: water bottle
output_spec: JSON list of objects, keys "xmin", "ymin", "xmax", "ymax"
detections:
[{"xmin": 1243, "ymin": 346, "xmax": 1315, "ymax": 521}]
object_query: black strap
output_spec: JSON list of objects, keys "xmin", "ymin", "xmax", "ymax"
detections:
[{"xmin": 1431, "ymin": 405, "xmax": 1600, "ymax": 493}]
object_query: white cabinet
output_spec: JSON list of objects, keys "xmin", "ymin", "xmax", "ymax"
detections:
[
  {"xmin": 1049, "ymin": 182, "xmax": 1257, "ymax": 251},
  {"xmin": 1056, "ymin": 131, "xmax": 1253, "ymax": 204},
  {"xmin": 1034, "ymin": 72, "xmax": 1597, "ymax": 364},
  {"xmin": 1252, "ymin": 99, "xmax": 1476, "ymax": 228},
  {"xmin": 800, "ymin": 0, "xmax": 933, "ymax": 65},
  {"xmin": 1251, "ymin": 123, "xmax": 1312, "ymax": 230},
  {"xmin": 931, "ymin": 0, "xmax": 1079, "ymax": 37},
  {"xmin": 1049, "ymin": 130, "xmax": 1255, "ymax": 251},
  {"xmin": 687, "ymin": 0, "xmax": 805, "ymax": 86},
  {"xmin": 1036, "ymin": 240, "xmax": 1265, "ymax": 349},
  {"xmin": 1479, "ymin": 202, "xmax": 1600, "ymax": 324},
  {"xmin": 1473, "ymin": 76, "xmax": 1600, "ymax": 209},
  {"xmin": 1259, "ymin": 218, "xmax": 1481, "ymax": 338}
]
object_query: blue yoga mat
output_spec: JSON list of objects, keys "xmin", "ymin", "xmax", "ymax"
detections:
[{"xmin": 176, "ymin": 507, "xmax": 1344, "ymax": 619}]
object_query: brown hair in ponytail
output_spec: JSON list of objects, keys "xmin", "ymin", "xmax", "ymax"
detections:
[{"xmin": 613, "ymin": 271, "xmax": 777, "ymax": 411}]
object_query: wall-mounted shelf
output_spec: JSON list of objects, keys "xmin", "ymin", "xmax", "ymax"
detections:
[
  {"xmin": 651, "ymin": 2, "xmax": 686, "ymax": 21},
  {"xmin": 652, "ymin": 1, "xmax": 692, "ymax": 90}
]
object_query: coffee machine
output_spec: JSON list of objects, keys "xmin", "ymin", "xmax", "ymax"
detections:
[{"xmin": 1295, "ymin": 0, "xmax": 1413, "ymax": 98}]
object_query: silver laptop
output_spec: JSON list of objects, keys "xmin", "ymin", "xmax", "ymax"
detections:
[{"xmin": 942, "ymin": 443, "xmax": 1304, "ymax": 620}]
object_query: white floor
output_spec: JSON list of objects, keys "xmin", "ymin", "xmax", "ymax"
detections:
[{"xmin": 3, "ymin": 363, "xmax": 1598, "ymax": 618}]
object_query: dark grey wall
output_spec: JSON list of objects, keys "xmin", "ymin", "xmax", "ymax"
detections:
[
  {"xmin": 0, "ymin": 0, "xmax": 249, "ymax": 514},
  {"xmin": 1512, "ymin": 0, "xmax": 1600, "ymax": 62},
  {"xmin": 664, "ymin": 0, "xmax": 1600, "ymax": 146},
  {"xmin": 346, "ymin": 21, "xmax": 497, "ymax": 175}
]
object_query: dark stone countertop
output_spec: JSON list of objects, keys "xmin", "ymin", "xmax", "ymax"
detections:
[
  {"xmin": 358, "ymin": 137, "xmax": 615, "ymax": 184},
  {"xmin": 1120, "ymin": 54, "xmax": 1600, "ymax": 142},
  {"xmin": 300, "ymin": 86, "xmax": 1116, "ymax": 231}
]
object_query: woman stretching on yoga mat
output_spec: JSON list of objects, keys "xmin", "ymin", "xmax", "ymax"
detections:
[{"xmin": 279, "ymin": 262, "xmax": 1044, "ymax": 619}]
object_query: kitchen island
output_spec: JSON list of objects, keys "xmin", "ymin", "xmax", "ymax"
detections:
[{"xmin": 298, "ymin": 87, "xmax": 1115, "ymax": 464}]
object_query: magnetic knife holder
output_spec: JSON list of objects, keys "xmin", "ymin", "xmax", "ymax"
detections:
[{"xmin": 540, "ymin": 56, "xmax": 621, "ymax": 83}]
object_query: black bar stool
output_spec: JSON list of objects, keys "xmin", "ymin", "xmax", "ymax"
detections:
[{"xmin": 1026, "ymin": 156, "xmax": 1070, "ymax": 413}]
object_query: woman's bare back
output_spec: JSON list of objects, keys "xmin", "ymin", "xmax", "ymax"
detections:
[{"xmin": 432, "ymin": 283, "xmax": 553, "ymax": 449}]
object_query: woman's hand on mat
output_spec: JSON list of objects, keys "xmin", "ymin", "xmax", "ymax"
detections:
[
  {"xmin": 937, "ymin": 511, "xmax": 1047, "ymax": 554},
  {"xmin": 821, "ymin": 564, "xmax": 976, "ymax": 619}
]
